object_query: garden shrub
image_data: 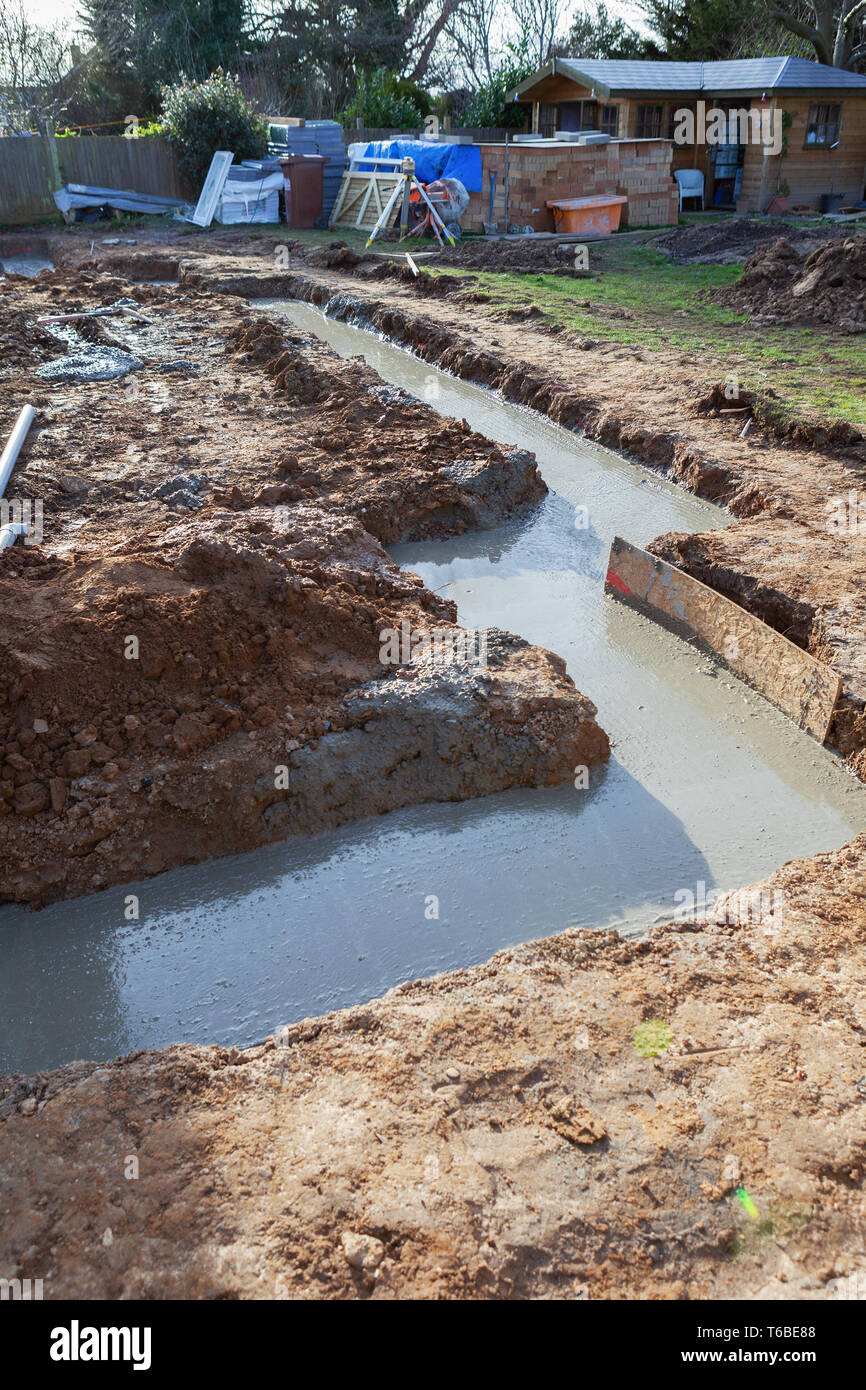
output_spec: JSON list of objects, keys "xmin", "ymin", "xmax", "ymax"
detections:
[{"xmin": 160, "ymin": 69, "xmax": 267, "ymax": 186}]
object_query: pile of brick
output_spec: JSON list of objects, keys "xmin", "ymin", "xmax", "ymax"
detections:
[
  {"xmin": 614, "ymin": 142, "xmax": 680, "ymax": 228},
  {"xmin": 465, "ymin": 139, "xmax": 678, "ymax": 233}
]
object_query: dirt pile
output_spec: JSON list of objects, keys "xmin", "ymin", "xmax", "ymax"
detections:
[
  {"xmin": 227, "ymin": 317, "xmax": 329, "ymax": 402},
  {"xmin": 303, "ymin": 241, "xmax": 366, "ymax": 271},
  {"xmin": 299, "ymin": 236, "xmax": 579, "ymax": 280},
  {"xmin": 436, "ymin": 236, "xmax": 579, "ymax": 274},
  {"xmin": 0, "ymin": 267, "xmax": 599, "ymax": 904},
  {"xmin": 654, "ymin": 216, "xmax": 842, "ymax": 266},
  {"xmin": 222, "ymin": 312, "xmax": 547, "ymax": 544},
  {"xmin": 364, "ymin": 261, "xmax": 475, "ymax": 298},
  {"xmin": 708, "ymin": 234, "xmax": 866, "ymax": 331},
  {"xmin": 0, "ymin": 509, "xmax": 608, "ymax": 904},
  {"xmin": 3, "ymin": 834, "xmax": 865, "ymax": 1299}
]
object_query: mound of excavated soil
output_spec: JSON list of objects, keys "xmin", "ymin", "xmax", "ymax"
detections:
[
  {"xmin": 302, "ymin": 236, "xmax": 579, "ymax": 278},
  {"xmin": 0, "ymin": 267, "xmax": 605, "ymax": 905},
  {"xmin": 707, "ymin": 234, "xmax": 866, "ymax": 331},
  {"xmin": 286, "ymin": 234, "xmax": 580, "ymax": 283},
  {"xmin": 0, "ymin": 510, "xmax": 608, "ymax": 905},
  {"xmin": 437, "ymin": 237, "xmax": 578, "ymax": 274},
  {"xmin": 654, "ymin": 216, "xmax": 844, "ymax": 266}
]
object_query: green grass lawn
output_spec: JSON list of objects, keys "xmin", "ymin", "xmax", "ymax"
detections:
[
  {"xmin": 53, "ymin": 217, "xmax": 858, "ymax": 428},
  {"xmin": 423, "ymin": 243, "xmax": 866, "ymax": 428}
]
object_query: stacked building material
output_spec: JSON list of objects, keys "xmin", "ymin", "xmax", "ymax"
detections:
[
  {"xmin": 614, "ymin": 142, "xmax": 681, "ymax": 227},
  {"xmin": 53, "ymin": 184, "xmax": 186, "ymax": 217},
  {"xmin": 267, "ymin": 120, "xmax": 347, "ymax": 219},
  {"xmin": 214, "ymin": 164, "xmax": 282, "ymax": 224},
  {"xmin": 465, "ymin": 138, "xmax": 678, "ymax": 232}
]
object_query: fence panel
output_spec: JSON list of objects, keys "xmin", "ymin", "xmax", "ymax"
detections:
[
  {"xmin": 0, "ymin": 137, "xmax": 57, "ymax": 222},
  {"xmin": 1, "ymin": 127, "xmax": 517, "ymax": 225},
  {"xmin": 60, "ymin": 136, "xmax": 187, "ymax": 199},
  {"xmin": 0, "ymin": 135, "xmax": 187, "ymax": 224}
]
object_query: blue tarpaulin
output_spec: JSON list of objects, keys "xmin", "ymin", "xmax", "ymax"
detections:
[{"xmin": 357, "ymin": 140, "xmax": 482, "ymax": 192}]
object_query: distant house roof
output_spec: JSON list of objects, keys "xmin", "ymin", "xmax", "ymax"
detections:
[{"xmin": 508, "ymin": 56, "xmax": 866, "ymax": 101}]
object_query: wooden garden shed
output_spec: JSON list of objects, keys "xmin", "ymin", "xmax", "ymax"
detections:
[{"xmin": 508, "ymin": 56, "xmax": 866, "ymax": 213}]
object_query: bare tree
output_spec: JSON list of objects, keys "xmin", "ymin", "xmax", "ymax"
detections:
[
  {"xmin": 726, "ymin": 0, "xmax": 813, "ymax": 57},
  {"xmin": 0, "ymin": 1, "xmax": 75, "ymax": 133},
  {"xmin": 404, "ymin": 0, "xmax": 470, "ymax": 80},
  {"xmin": 766, "ymin": 0, "xmax": 866, "ymax": 68},
  {"xmin": 441, "ymin": 0, "xmax": 501, "ymax": 85},
  {"xmin": 509, "ymin": 0, "xmax": 566, "ymax": 67}
]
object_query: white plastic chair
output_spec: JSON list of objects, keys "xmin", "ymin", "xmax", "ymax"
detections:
[{"xmin": 674, "ymin": 169, "xmax": 705, "ymax": 211}]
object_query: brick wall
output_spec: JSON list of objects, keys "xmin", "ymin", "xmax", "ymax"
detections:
[{"xmin": 465, "ymin": 138, "xmax": 679, "ymax": 232}]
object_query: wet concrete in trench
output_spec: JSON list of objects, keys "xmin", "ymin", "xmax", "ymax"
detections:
[
  {"xmin": 2, "ymin": 300, "xmax": 865, "ymax": 1075},
  {"xmin": 0, "ymin": 252, "xmax": 55, "ymax": 278}
]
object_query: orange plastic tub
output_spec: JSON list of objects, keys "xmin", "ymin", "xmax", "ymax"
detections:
[{"xmin": 546, "ymin": 194, "xmax": 627, "ymax": 235}]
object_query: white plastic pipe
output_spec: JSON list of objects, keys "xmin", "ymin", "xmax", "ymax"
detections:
[
  {"xmin": 0, "ymin": 404, "xmax": 35, "ymax": 498},
  {"xmin": 0, "ymin": 522, "xmax": 28, "ymax": 551}
]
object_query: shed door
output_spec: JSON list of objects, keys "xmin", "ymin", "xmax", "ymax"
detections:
[{"xmin": 558, "ymin": 102, "xmax": 582, "ymax": 132}]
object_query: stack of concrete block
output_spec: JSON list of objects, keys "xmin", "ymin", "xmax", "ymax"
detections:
[{"xmin": 267, "ymin": 120, "xmax": 347, "ymax": 219}]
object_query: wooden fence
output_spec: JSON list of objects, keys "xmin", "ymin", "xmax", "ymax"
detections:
[
  {"xmin": 0, "ymin": 126, "xmax": 518, "ymax": 225},
  {"xmin": 0, "ymin": 135, "xmax": 187, "ymax": 224}
]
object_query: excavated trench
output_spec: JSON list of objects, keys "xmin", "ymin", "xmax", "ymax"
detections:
[
  {"xmin": 0, "ymin": 251, "xmax": 54, "ymax": 279},
  {"xmin": 2, "ymin": 298, "xmax": 866, "ymax": 1077}
]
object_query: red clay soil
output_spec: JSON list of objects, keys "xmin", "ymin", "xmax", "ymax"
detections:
[
  {"xmin": 2, "ymin": 835, "xmax": 865, "ymax": 1300},
  {"xmin": 1, "ymin": 508, "xmax": 608, "ymax": 905},
  {"xmin": 435, "ymin": 236, "xmax": 584, "ymax": 274},
  {"xmin": 0, "ymin": 267, "xmax": 607, "ymax": 905}
]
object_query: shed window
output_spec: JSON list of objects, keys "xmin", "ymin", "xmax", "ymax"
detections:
[
  {"xmin": 555, "ymin": 100, "xmax": 618, "ymax": 136},
  {"xmin": 582, "ymin": 100, "xmax": 619, "ymax": 134},
  {"xmin": 636, "ymin": 103, "xmax": 664, "ymax": 138},
  {"xmin": 539, "ymin": 102, "xmax": 556, "ymax": 137},
  {"xmin": 599, "ymin": 103, "xmax": 619, "ymax": 136},
  {"xmin": 805, "ymin": 102, "xmax": 842, "ymax": 147},
  {"xmin": 668, "ymin": 102, "xmax": 694, "ymax": 139},
  {"xmin": 577, "ymin": 99, "xmax": 598, "ymax": 130}
]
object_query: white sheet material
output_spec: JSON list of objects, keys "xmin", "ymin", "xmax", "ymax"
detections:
[
  {"xmin": 214, "ymin": 191, "xmax": 281, "ymax": 224},
  {"xmin": 214, "ymin": 170, "xmax": 283, "ymax": 224}
]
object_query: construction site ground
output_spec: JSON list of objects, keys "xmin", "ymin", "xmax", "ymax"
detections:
[{"xmin": 1, "ymin": 216, "xmax": 865, "ymax": 1300}]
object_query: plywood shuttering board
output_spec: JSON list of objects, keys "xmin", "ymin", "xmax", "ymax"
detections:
[
  {"xmin": 604, "ymin": 536, "xmax": 841, "ymax": 742},
  {"xmin": 329, "ymin": 171, "xmax": 401, "ymax": 231}
]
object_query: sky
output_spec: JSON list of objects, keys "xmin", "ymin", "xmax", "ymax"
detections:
[
  {"xmin": 23, "ymin": 0, "xmax": 77, "ymax": 24},
  {"xmin": 20, "ymin": 0, "xmax": 84, "ymax": 32}
]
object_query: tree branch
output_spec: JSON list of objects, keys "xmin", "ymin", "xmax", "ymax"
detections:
[
  {"xmin": 765, "ymin": 2, "xmax": 824, "ymax": 53},
  {"xmin": 840, "ymin": 0, "xmax": 866, "ymax": 29},
  {"xmin": 407, "ymin": 0, "xmax": 465, "ymax": 80}
]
